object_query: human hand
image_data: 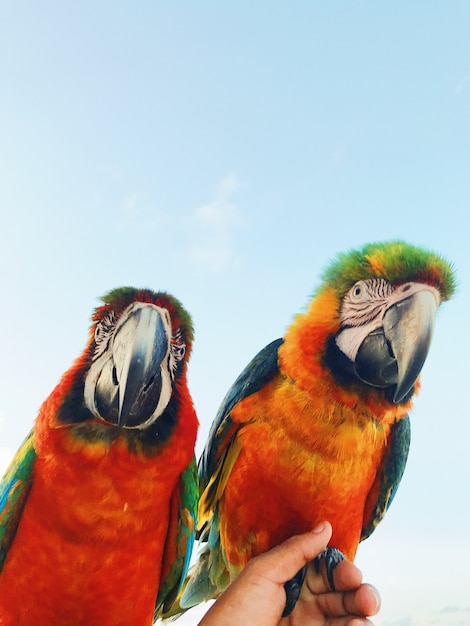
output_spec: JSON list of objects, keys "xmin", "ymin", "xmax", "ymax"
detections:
[{"xmin": 198, "ymin": 522, "xmax": 380, "ymax": 626}]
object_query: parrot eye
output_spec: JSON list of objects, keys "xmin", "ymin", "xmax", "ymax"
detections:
[
  {"xmin": 168, "ymin": 328, "xmax": 186, "ymax": 377},
  {"xmin": 94, "ymin": 311, "xmax": 116, "ymax": 356},
  {"xmin": 171, "ymin": 343, "xmax": 186, "ymax": 361},
  {"xmin": 350, "ymin": 281, "xmax": 368, "ymax": 302}
]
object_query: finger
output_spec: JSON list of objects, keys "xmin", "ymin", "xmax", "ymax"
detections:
[
  {"xmin": 315, "ymin": 583, "xmax": 381, "ymax": 619},
  {"xmin": 247, "ymin": 522, "xmax": 333, "ymax": 586},
  {"xmin": 331, "ymin": 559, "xmax": 363, "ymax": 591},
  {"xmin": 344, "ymin": 583, "xmax": 381, "ymax": 617}
]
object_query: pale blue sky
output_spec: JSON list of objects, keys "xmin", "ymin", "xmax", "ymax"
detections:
[{"xmin": 1, "ymin": 3, "xmax": 469, "ymax": 624}]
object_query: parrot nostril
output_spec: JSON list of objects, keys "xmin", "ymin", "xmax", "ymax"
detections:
[{"xmin": 112, "ymin": 366, "xmax": 118, "ymax": 386}]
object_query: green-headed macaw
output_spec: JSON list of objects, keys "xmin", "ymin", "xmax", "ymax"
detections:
[
  {"xmin": 165, "ymin": 240, "xmax": 455, "ymax": 618},
  {"xmin": 0, "ymin": 287, "xmax": 199, "ymax": 626}
]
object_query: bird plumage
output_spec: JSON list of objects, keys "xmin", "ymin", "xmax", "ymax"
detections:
[
  {"xmin": 0, "ymin": 287, "xmax": 199, "ymax": 626},
  {"xmin": 168, "ymin": 240, "xmax": 455, "ymax": 616}
]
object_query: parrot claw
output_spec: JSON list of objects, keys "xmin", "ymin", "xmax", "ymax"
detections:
[
  {"xmin": 313, "ymin": 547, "xmax": 346, "ymax": 590},
  {"xmin": 282, "ymin": 565, "xmax": 307, "ymax": 617},
  {"xmin": 281, "ymin": 547, "xmax": 345, "ymax": 616}
]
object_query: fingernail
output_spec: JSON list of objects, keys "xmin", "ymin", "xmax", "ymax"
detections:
[
  {"xmin": 371, "ymin": 587, "xmax": 382, "ymax": 613},
  {"xmin": 311, "ymin": 522, "xmax": 326, "ymax": 533}
]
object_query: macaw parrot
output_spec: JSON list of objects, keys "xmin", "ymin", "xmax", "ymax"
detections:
[
  {"xmin": 165, "ymin": 240, "xmax": 455, "ymax": 618},
  {"xmin": 0, "ymin": 287, "xmax": 199, "ymax": 626}
]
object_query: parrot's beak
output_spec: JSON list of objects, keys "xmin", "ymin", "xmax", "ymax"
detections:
[
  {"xmin": 89, "ymin": 303, "xmax": 172, "ymax": 428},
  {"xmin": 114, "ymin": 305, "xmax": 169, "ymax": 427},
  {"xmin": 354, "ymin": 288, "xmax": 439, "ymax": 403}
]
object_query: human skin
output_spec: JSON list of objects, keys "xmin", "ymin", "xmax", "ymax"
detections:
[{"xmin": 199, "ymin": 522, "xmax": 381, "ymax": 626}]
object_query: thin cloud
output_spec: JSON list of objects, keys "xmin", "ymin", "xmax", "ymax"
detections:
[
  {"xmin": 122, "ymin": 191, "xmax": 145, "ymax": 219},
  {"xmin": 119, "ymin": 192, "xmax": 174, "ymax": 233},
  {"xmin": 438, "ymin": 606, "xmax": 463, "ymax": 613},
  {"xmin": 116, "ymin": 174, "xmax": 244, "ymax": 273},
  {"xmin": 455, "ymin": 74, "xmax": 470, "ymax": 95},
  {"xmin": 187, "ymin": 173, "xmax": 244, "ymax": 273},
  {"xmin": 411, "ymin": 607, "xmax": 470, "ymax": 626}
]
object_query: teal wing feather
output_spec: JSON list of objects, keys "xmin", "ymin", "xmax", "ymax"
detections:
[
  {"xmin": 361, "ymin": 416, "xmax": 411, "ymax": 541},
  {"xmin": 175, "ymin": 339, "xmax": 284, "ymax": 610},
  {"xmin": 198, "ymin": 338, "xmax": 283, "ymax": 498},
  {"xmin": 154, "ymin": 456, "xmax": 199, "ymax": 617},
  {"xmin": 0, "ymin": 429, "xmax": 36, "ymax": 571}
]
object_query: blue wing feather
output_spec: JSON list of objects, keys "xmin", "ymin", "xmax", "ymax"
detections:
[
  {"xmin": 154, "ymin": 456, "xmax": 198, "ymax": 617},
  {"xmin": 172, "ymin": 340, "xmax": 284, "ymax": 611},
  {"xmin": 198, "ymin": 338, "xmax": 283, "ymax": 494},
  {"xmin": 0, "ymin": 429, "xmax": 36, "ymax": 571},
  {"xmin": 361, "ymin": 416, "xmax": 411, "ymax": 541}
]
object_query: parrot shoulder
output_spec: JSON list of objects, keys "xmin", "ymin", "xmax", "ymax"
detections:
[{"xmin": 0, "ymin": 429, "xmax": 36, "ymax": 570}]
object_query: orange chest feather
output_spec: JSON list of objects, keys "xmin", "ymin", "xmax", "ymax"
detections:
[
  {"xmin": 33, "ymin": 438, "xmax": 170, "ymax": 539},
  {"xmin": 0, "ymin": 417, "xmax": 196, "ymax": 625},
  {"xmin": 222, "ymin": 378, "xmax": 393, "ymax": 563}
]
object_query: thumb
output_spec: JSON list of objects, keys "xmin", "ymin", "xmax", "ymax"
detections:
[{"xmin": 250, "ymin": 522, "xmax": 333, "ymax": 586}]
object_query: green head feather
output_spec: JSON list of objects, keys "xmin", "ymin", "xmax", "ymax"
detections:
[
  {"xmin": 319, "ymin": 240, "xmax": 456, "ymax": 301},
  {"xmin": 99, "ymin": 286, "xmax": 194, "ymax": 344}
]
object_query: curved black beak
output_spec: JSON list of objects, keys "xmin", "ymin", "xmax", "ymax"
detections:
[
  {"xmin": 93, "ymin": 304, "xmax": 171, "ymax": 427},
  {"xmin": 355, "ymin": 289, "xmax": 438, "ymax": 403}
]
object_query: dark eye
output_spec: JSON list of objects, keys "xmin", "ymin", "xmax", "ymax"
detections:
[
  {"xmin": 94, "ymin": 312, "xmax": 116, "ymax": 349},
  {"xmin": 94, "ymin": 324, "xmax": 104, "ymax": 342},
  {"xmin": 172, "ymin": 343, "xmax": 186, "ymax": 361},
  {"xmin": 350, "ymin": 281, "xmax": 367, "ymax": 302}
]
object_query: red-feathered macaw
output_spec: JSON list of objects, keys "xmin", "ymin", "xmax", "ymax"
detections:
[
  {"xmin": 0, "ymin": 287, "xmax": 199, "ymax": 626},
  {"xmin": 167, "ymin": 240, "xmax": 455, "ymax": 618}
]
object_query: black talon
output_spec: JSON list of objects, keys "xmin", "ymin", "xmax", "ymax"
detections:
[
  {"xmin": 282, "ymin": 565, "xmax": 307, "ymax": 617},
  {"xmin": 313, "ymin": 547, "xmax": 346, "ymax": 590},
  {"xmin": 281, "ymin": 547, "xmax": 346, "ymax": 616}
]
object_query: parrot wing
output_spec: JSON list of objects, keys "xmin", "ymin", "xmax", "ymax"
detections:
[
  {"xmin": 361, "ymin": 415, "xmax": 411, "ymax": 541},
  {"xmin": 166, "ymin": 339, "xmax": 284, "ymax": 613},
  {"xmin": 155, "ymin": 456, "xmax": 199, "ymax": 617},
  {"xmin": 197, "ymin": 338, "xmax": 283, "ymax": 537},
  {"xmin": 0, "ymin": 429, "xmax": 36, "ymax": 570}
]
